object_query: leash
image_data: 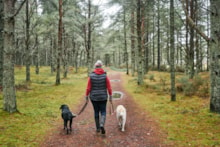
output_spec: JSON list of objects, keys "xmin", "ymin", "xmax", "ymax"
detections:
[
  {"xmin": 78, "ymin": 101, "xmax": 88, "ymax": 115},
  {"xmin": 109, "ymin": 102, "xmax": 114, "ymax": 115}
]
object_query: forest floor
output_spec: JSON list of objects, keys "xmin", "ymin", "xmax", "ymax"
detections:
[{"xmin": 40, "ymin": 69, "xmax": 170, "ymax": 147}]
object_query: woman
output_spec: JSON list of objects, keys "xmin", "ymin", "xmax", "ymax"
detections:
[{"xmin": 85, "ymin": 60, "xmax": 112, "ymax": 134}]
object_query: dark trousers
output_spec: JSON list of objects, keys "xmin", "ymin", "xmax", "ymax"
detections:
[{"xmin": 91, "ymin": 100, "xmax": 107, "ymax": 118}]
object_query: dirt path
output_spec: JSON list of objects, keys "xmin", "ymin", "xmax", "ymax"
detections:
[{"xmin": 41, "ymin": 70, "xmax": 168, "ymax": 147}]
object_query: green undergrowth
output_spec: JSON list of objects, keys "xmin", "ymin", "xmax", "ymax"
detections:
[
  {"xmin": 0, "ymin": 66, "xmax": 87, "ymax": 147},
  {"xmin": 122, "ymin": 71, "xmax": 220, "ymax": 147}
]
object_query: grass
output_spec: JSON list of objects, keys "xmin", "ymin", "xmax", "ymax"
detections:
[
  {"xmin": 0, "ymin": 66, "xmax": 87, "ymax": 147},
  {"xmin": 1, "ymin": 67, "xmax": 220, "ymax": 146},
  {"xmin": 122, "ymin": 71, "xmax": 220, "ymax": 147}
]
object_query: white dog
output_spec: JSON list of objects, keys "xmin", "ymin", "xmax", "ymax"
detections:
[{"xmin": 116, "ymin": 105, "xmax": 126, "ymax": 132}]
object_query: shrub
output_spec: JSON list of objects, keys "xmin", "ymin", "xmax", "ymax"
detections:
[
  {"xmin": 197, "ymin": 81, "xmax": 209, "ymax": 98},
  {"xmin": 149, "ymin": 74, "xmax": 155, "ymax": 82},
  {"xmin": 177, "ymin": 75, "xmax": 206, "ymax": 96},
  {"xmin": 160, "ymin": 64, "xmax": 168, "ymax": 72},
  {"xmin": 177, "ymin": 76, "xmax": 195, "ymax": 96},
  {"xmin": 183, "ymin": 79, "xmax": 195, "ymax": 96},
  {"xmin": 175, "ymin": 66, "xmax": 185, "ymax": 72},
  {"xmin": 159, "ymin": 77, "xmax": 166, "ymax": 91},
  {"xmin": 176, "ymin": 82, "xmax": 183, "ymax": 92},
  {"xmin": 193, "ymin": 75, "xmax": 204, "ymax": 90}
]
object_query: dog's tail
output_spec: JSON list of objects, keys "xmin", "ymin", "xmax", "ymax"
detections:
[{"xmin": 71, "ymin": 112, "xmax": 77, "ymax": 118}]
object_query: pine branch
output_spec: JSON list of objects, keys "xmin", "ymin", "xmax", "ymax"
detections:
[{"xmin": 13, "ymin": 0, "xmax": 27, "ymax": 17}]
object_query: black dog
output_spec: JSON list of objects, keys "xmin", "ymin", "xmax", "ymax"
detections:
[{"xmin": 60, "ymin": 104, "xmax": 76, "ymax": 134}]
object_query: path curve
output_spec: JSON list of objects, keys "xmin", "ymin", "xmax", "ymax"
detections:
[{"xmin": 41, "ymin": 70, "xmax": 167, "ymax": 147}]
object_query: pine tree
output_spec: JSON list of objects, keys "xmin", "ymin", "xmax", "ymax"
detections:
[{"xmin": 3, "ymin": 0, "xmax": 17, "ymax": 113}]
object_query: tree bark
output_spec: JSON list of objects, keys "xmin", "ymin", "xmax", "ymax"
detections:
[
  {"xmin": 170, "ymin": 0, "xmax": 176, "ymax": 101},
  {"xmin": 33, "ymin": 35, "xmax": 39, "ymax": 74},
  {"xmin": 152, "ymin": 14, "xmax": 155, "ymax": 68},
  {"xmin": 185, "ymin": 0, "xmax": 190, "ymax": 75},
  {"xmin": 25, "ymin": 0, "xmax": 31, "ymax": 82},
  {"xmin": 144, "ymin": 2, "xmax": 150, "ymax": 74},
  {"xmin": 63, "ymin": 28, "xmax": 68, "ymax": 78},
  {"xmin": 56, "ymin": 0, "xmax": 63, "ymax": 85},
  {"xmin": 206, "ymin": 0, "xmax": 210, "ymax": 71},
  {"xmin": 189, "ymin": 0, "xmax": 195, "ymax": 78},
  {"xmin": 130, "ymin": 10, "xmax": 135, "ymax": 77},
  {"xmin": 137, "ymin": 0, "xmax": 144, "ymax": 85},
  {"xmin": 51, "ymin": 36, "xmax": 56, "ymax": 74},
  {"xmin": 123, "ymin": 5, "xmax": 129, "ymax": 75},
  {"xmin": 87, "ymin": 0, "xmax": 92, "ymax": 75},
  {"xmin": 210, "ymin": 0, "xmax": 220, "ymax": 113},
  {"xmin": 157, "ymin": 0, "xmax": 161, "ymax": 71},
  {"xmin": 0, "ymin": 0, "xmax": 3, "ymax": 87},
  {"xmin": 3, "ymin": 0, "xmax": 17, "ymax": 113}
]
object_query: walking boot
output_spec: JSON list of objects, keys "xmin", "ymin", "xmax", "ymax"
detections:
[
  {"xmin": 100, "ymin": 115, "xmax": 106, "ymax": 134},
  {"xmin": 95, "ymin": 117, "xmax": 100, "ymax": 133}
]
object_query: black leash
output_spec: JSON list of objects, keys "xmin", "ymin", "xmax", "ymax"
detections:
[{"xmin": 78, "ymin": 101, "xmax": 88, "ymax": 115}]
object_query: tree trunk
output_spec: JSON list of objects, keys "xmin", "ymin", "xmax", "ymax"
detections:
[
  {"xmin": 79, "ymin": 50, "xmax": 84, "ymax": 67},
  {"xmin": 34, "ymin": 35, "xmax": 39, "ymax": 74},
  {"xmin": 0, "ymin": 0, "xmax": 3, "ymax": 87},
  {"xmin": 194, "ymin": 0, "xmax": 201, "ymax": 73},
  {"xmin": 25, "ymin": 0, "xmax": 31, "ymax": 82},
  {"xmin": 123, "ymin": 6, "xmax": 129, "ymax": 75},
  {"xmin": 137, "ymin": 0, "xmax": 144, "ymax": 85},
  {"xmin": 87, "ymin": 0, "xmax": 92, "ymax": 75},
  {"xmin": 118, "ymin": 48, "xmax": 121, "ymax": 67},
  {"xmin": 63, "ymin": 28, "xmax": 68, "ymax": 78},
  {"xmin": 49, "ymin": 37, "xmax": 53, "ymax": 74},
  {"xmin": 180, "ymin": 32, "xmax": 183, "ymax": 67},
  {"xmin": 141, "ymin": 2, "xmax": 145, "ymax": 75},
  {"xmin": 3, "ymin": 0, "xmax": 17, "ymax": 113},
  {"xmin": 74, "ymin": 49, "xmax": 78, "ymax": 73},
  {"xmin": 157, "ymin": 0, "xmax": 161, "ymax": 71},
  {"xmin": 185, "ymin": 0, "xmax": 189, "ymax": 75},
  {"xmin": 51, "ymin": 36, "xmax": 56, "ymax": 74},
  {"xmin": 170, "ymin": 0, "xmax": 176, "ymax": 101},
  {"xmin": 210, "ymin": 0, "xmax": 220, "ymax": 113},
  {"xmin": 130, "ymin": 10, "xmax": 135, "ymax": 77},
  {"xmin": 189, "ymin": 0, "xmax": 195, "ymax": 78},
  {"xmin": 206, "ymin": 0, "xmax": 210, "ymax": 71},
  {"xmin": 152, "ymin": 14, "xmax": 155, "ymax": 68},
  {"xmin": 56, "ymin": 0, "xmax": 63, "ymax": 85},
  {"xmin": 145, "ymin": 2, "xmax": 150, "ymax": 74}
]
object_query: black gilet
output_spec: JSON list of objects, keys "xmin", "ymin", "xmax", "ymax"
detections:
[{"xmin": 89, "ymin": 72, "xmax": 108, "ymax": 101}]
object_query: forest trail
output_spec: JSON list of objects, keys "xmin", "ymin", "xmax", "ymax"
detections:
[{"xmin": 40, "ymin": 69, "xmax": 168, "ymax": 147}]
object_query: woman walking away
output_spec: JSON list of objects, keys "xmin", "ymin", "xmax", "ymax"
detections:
[{"xmin": 85, "ymin": 60, "xmax": 112, "ymax": 135}]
